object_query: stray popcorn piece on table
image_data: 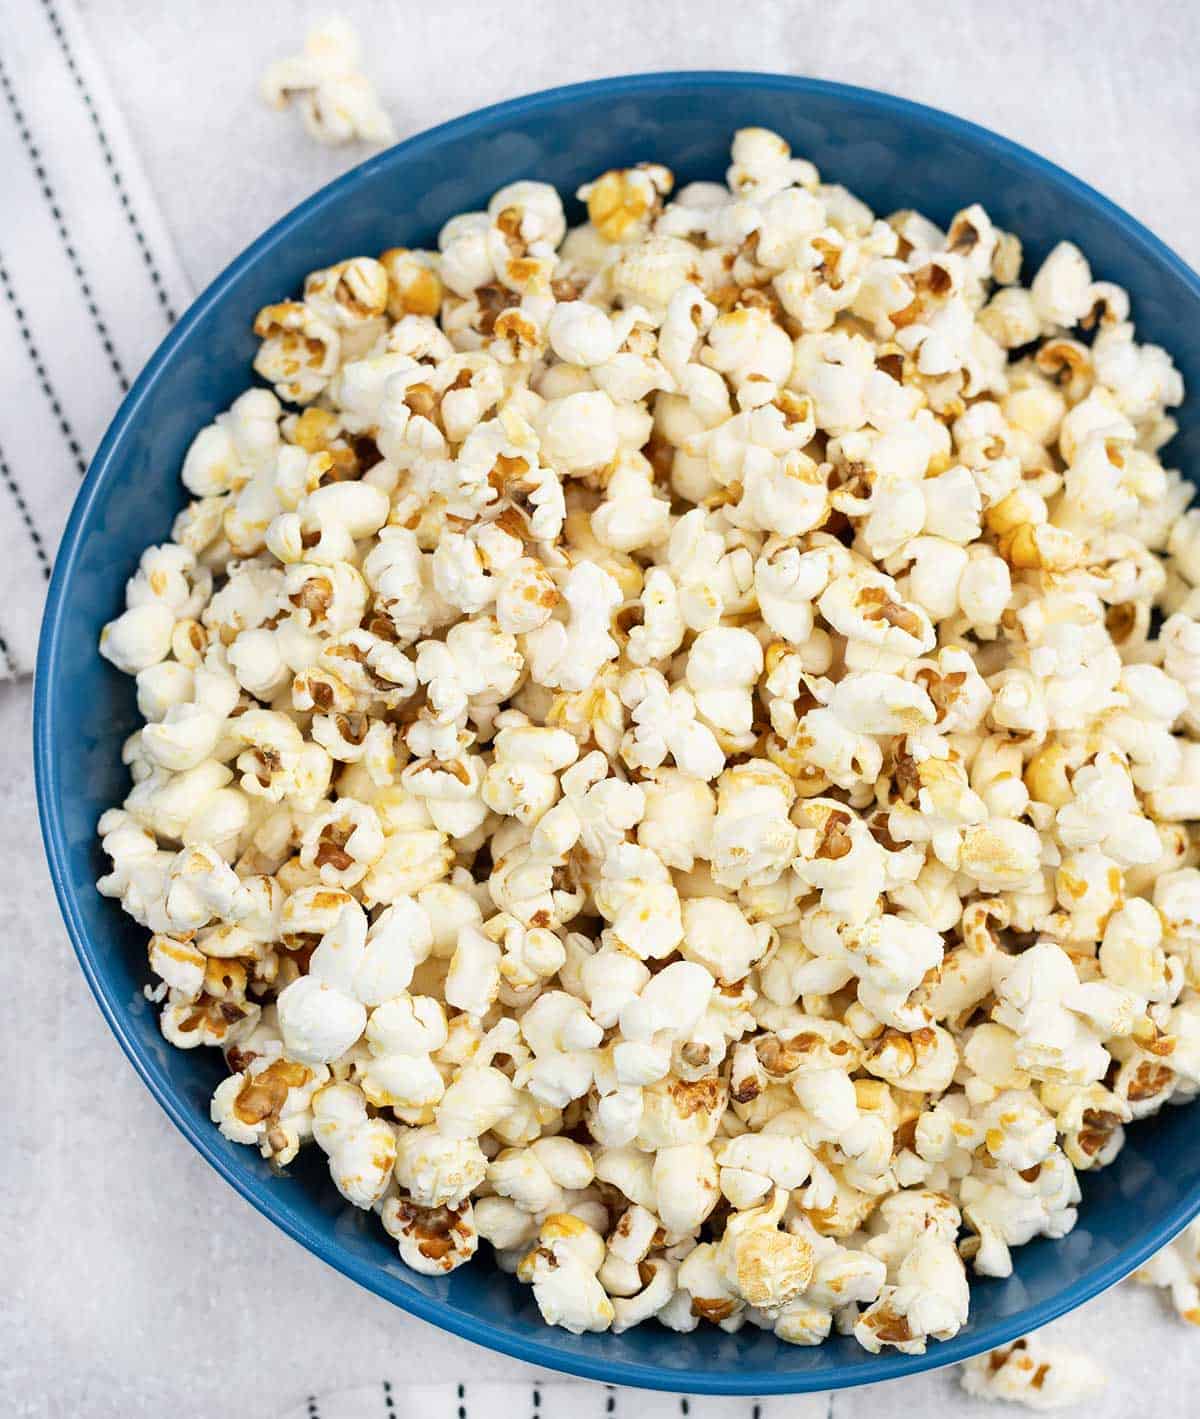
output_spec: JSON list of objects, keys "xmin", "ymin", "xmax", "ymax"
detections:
[
  {"xmin": 96, "ymin": 119, "xmax": 1197, "ymax": 1352},
  {"xmin": 1133, "ymin": 1217, "xmax": 1200, "ymax": 1323},
  {"xmin": 960, "ymin": 1335, "xmax": 1106, "ymax": 1411},
  {"xmin": 261, "ymin": 16, "xmax": 396, "ymax": 147}
]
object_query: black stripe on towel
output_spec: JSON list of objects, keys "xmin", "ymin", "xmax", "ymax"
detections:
[
  {"xmin": 37, "ymin": 0, "xmax": 178, "ymax": 324},
  {"xmin": 0, "ymin": 441, "xmax": 52, "ymax": 579},
  {"xmin": 0, "ymin": 626, "xmax": 16, "ymax": 676},
  {"xmin": 0, "ymin": 50, "xmax": 128, "ymax": 390},
  {"xmin": 0, "ymin": 254, "xmax": 86, "ymax": 474},
  {"xmin": 382, "ymin": 1380, "xmax": 397, "ymax": 1416}
]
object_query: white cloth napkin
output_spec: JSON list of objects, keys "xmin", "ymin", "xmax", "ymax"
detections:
[
  {"xmin": 277, "ymin": 1380, "xmax": 824, "ymax": 1419},
  {"xmin": 0, "ymin": 0, "xmax": 191, "ymax": 676}
]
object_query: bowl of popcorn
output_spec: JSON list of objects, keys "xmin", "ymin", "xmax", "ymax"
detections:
[{"xmin": 35, "ymin": 72, "xmax": 1200, "ymax": 1394}]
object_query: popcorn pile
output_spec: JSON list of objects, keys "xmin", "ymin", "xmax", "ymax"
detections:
[{"xmin": 98, "ymin": 127, "xmax": 1200, "ymax": 1352}]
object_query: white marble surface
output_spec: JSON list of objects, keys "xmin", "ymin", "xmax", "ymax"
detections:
[{"xmin": 8, "ymin": 1, "xmax": 1200, "ymax": 1415}]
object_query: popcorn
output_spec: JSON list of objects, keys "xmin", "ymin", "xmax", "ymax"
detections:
[
  {"xmin": 593, "ymin": 843, "xmax": 683, "ymax": 960},
  {"xmin": 864, "ymin": 1025, "xmax": 958, "ymax": 1094},
  {"xmin": 311, "ymin": 1082, "xmax": 396, "ymax": 1207},
  {"xmin": 620, "ymin": 668, "xmax": 725, "ymax": 781},
  {"xmin": 637, "ymin": 768, "xmax": 714, "ymax": 871},
  {"xmin": 261, "ymin": 17, "xmax": 396, "ymax": 147},
  {"xmin": 518, "ymin": 1214, "xmax": 614, "ymax": 1333},
  {"xmin": 649, "ymin": 1142, "xmax": 719, "ymax": 1235},
  {"xmin": 95, "ymin": 125, "xmax": 1200, "ymax": 1357},
  {"xmin": 394, "ymin": 1126, "xmax": 487, "ymax": 1208},
  {"xmin": 993, "ymin": 943, "xmax": 1111, "ymax": 1085},
  {"xmin": 548, "ymin": 301, "xmax": 631, "ymax": 367},
  {"xmin": 382, "ymin": 1197, "xmax": 478, "ymax": 1275},
  {"xmin": 444, "ymin": 924, "xmax": 502, "ymax": 1019},
  {"xmin": 488, "ymin": 1142, "xmax": 574, "ymax": 1215},
  {"xmin": 100, "ymin": 603, "xmax": 175, "ymax": 675},
  {"xmin": 592, "ymin": 453, "xmax": 671, "ymax": 552},
  {"xmin": 609, "ymin": 235, "xmax": 695, "ymax": 312},
  {"xmin": 960, "ymin": 1148, "xmax": 1081, "ymax": 1277},
  {"xmin": 715, "ymin": 1133, "xmax": 815, "ymax": 1208},
  {"xmin": 619, "ymin": 959, "xmax": 713, "ymax": 1051},
  {"xmin": 702, "ymin": 307, "xmax": 793, "ymax": 401},
  {"xmin": 481, "ymin": 722, "xmax": 578, "ymax": 825},
  {"xmin": 354, "ymin": 899, "xmax": 434, "ymax": 1003},
  {"xmin": 727, "ymin": 128, "xmax": 817, "ymax": 198},
  {"xmin": 818, "ymin": 563, "xmax": 934, "ymax": 672},
  {"xmin": 677, "ymin": 1238, "xmax": 743, "ymax": 1325},
  {"xmin": 212, "ymin": 1049, "xmax": 324, "ymax": 1164},
  {"xmin": 709, "ymin": 761, "xmax": 798, "ymax": 890},
  {"xmin": 686, "ymin": 626, "xmax": 763, "ymax": 742},
  {"xmin": 300, "ymin": 798, "xmax": 385, "ymax": 889},
  {"xmin": 524, "ymin": 562, "xmax": 621, "ymax": 692},
  {"xmin": 276, "ymin": 974, "xmax": 366, "ymax": 1066},
  {"xmin": 252, "ymin": 302, "xmax": 341, "ymax": 405},
  {"xmin": 475, "ymin": 1195, "xmax": 539, "ymax": 1252},
  {"xmin": 679, "ymin": 897, "xmax": 771, "ymax": 985},
  {"xmin": 518, "ymin": 989, "xmax": 603, "ymax": 1106},
  {"xmin": 958, "ymin": 819, "xmax": 1043, "ymax": 892},
  {"xmin": 1030, "ymin": 243, "xmax": 1094, "ymax": 330},
  {"xmin": 611, "ymin": 1258, "xmax": 676, "ymax": 1333},
  {"xmin": 714, "ymin": 1188, "xmax": 814, "ymax": 1309},
  {"xmin": 1134, "ymin": 1217, "xmax": 1200, "ymax": 1324},
  {"xmin": 961, "ymin": 1336, "xmax": 1106, "ymax": 1410},
  {"xmin": 855, "ymin": 1233, "xmax": 969, "ymax": 1354},
  {"xmin": 182, "ymin": 390, "xmax": 282, "ymax": 500},
  {"xmin": 537, "ymin": 391, "xmax": 619, "ymax": 474},
  {"xmin": 361, "ymin": 992, "xmax": 447, "ymax": 1112},
  {"xmin": 636, "ymin": 1071, "xmax": 727, "ymax": 1150}
]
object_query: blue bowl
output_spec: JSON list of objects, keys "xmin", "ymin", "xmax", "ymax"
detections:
[{"xmin": 35, "ymin": 72, "xmax": 1200, "ymax": 1394}]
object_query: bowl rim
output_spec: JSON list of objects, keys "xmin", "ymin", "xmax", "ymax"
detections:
[{"xmin": 34, "ymin": 68, "xmax": 1200, "ymax": 1395}]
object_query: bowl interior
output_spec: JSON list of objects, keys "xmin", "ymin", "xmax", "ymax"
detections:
[{"xmin": 36, "ymin": 73, "xmax": 1200, "ymax": 1393}]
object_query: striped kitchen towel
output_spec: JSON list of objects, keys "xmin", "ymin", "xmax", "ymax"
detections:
[
  {"xmin": 0, "ymin": 0, "xmax": 191, "ymax": 677},
  {"xmin": 280, "ymin": 1381, "xmax": 834, "ymax": 1419}
]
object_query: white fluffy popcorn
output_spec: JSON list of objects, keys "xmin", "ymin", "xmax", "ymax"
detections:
[
  {"xmin": 1134, "ymin": 1217, "xmax": 1200, "ymax": 1324},
  {"xmin": 261, "ymin": 17, "xmax": 396, "ymax": 147},
  {"xmin": 312, "ymin": 1082, "xmax": 397, "ymax": 1207},
  {"xmin": 97, "ymin": 127, "xmax": 1197, "ymax": 1355},
  {"xmin": 960, "ymin": 1335, "xmax": 1106, "ymax": 1410}
]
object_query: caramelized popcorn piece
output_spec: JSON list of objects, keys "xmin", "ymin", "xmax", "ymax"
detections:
[
  {"xmin": 581, "ymin": 165, "xmax": 673, "ymax": 243},
  {"xmin": 960, "ymin": 1335, "xmax": 1106, "ymax": 1410}
]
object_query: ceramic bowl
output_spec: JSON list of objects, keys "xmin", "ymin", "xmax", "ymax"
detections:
[{"xmin": 35, "ymin": 72, "xmax": 1200, "ymax": 1394}]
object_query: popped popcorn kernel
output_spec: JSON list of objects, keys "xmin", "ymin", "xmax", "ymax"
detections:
[
  {"xmin": 960, "ymin": 1335, "xmax": 1106, "ymax": 1410},
  {"xmin": 261, "ymin": 16, "xmax": 396, "ymax": 148}
]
